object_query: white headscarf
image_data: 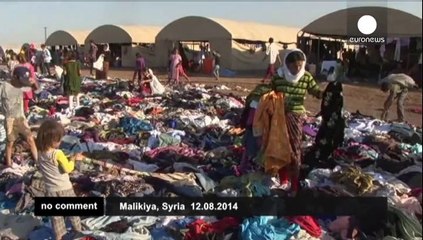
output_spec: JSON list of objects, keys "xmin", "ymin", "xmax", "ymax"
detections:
[
  {"xmin": 276, "ymin": 48, "xmax": 306, "ymax": 84},
  {"xmin": 104, "ymin": 44, "xmax": 110, "ymax": 52},
  {"xmin": 147, "ymin": 68, "xmax": 165, "ymax": 95}
]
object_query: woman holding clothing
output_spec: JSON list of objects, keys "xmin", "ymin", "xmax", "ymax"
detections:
[{"xmin": 271, "ymin": 49, "xmax": 323, "ymax": 195}]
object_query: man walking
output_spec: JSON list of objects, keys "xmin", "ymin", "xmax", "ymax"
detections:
[
  {"xmin": 261, "ymin": 37, "xmax": 281, "ymax": 83},
  {"xmin": 212, "ymin": 51, "xmax": 221, "ymax": 80}
]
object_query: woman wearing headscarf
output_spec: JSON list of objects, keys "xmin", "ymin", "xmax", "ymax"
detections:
[
  {"xmin": 102, "ymin": 44, "xmax": 111, "ymax": 80},
  {"xmin": 169, "ymin": 48, "xmax": 182, "ymax": 84},
  {"xmin": 308, "ymin": 70, "xmax": 345, "ymax": 167},
  {"xmin": 271, "ymin": 49, "xmax": 323, "ymax": 194}
]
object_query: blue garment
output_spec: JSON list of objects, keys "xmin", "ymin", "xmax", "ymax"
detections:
[
  {"xmin": 59, "ymin": 135, "xmax": 81, "ymax": 155},
  {"xmin": 0, "ymin": 192, "xmax": 17, "ymax": 210},
  {"xmin": 38, "ymin": 90, "xmax": 52, "ymax": 100},
  {"xmin": 400, "ymin": 143, "xmax": 423, "ymax": 155},
  {"xmin": 120, "ymin": 117, "xmax": 153, "ymax": 135},
  {"xmin": 28, "ymin": 226, "xmax": 54, "ymax": 240},
  {"xmin": 150, "ymin": 228, "xmax": 174, "ymax": 240},
  {"xmin": 194, "ymin": 173, "xmax": 216, "ymax": 192},
  {"xmin": 240, "ymin": 216, "xmax": 300, "ymax": 240},
  {"xmin": 171, "ymin": 217, "xmax": 196, "ymax": 229},
  {"xmin": 243, "ymin": 128, "xmax": 260, "ymax": 159},
  {"xmin": 250, "ymin": 181, "xmax": 271, "ymax": 197}
]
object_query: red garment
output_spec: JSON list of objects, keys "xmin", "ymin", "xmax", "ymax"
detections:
[
  {"xmin": 49, "ymin": 106, "xmax": 56, "ymax": 116},
  {"xmin": 21, "ymin": 62, "xmax": 35, "ymax": 113},
  {"xmin": 56, "ymin": 96, "xmax": 69, "ymax": 105},
  {"xmin": 127, "ymin": 97, "xmax": 143, "ymax": 106},
  {"xmin": 178, "ymin": 66, "xmax": 189, "ymax": 77},
  {"xmin": 277, "ymin": 167, "xmax": 300, "ymax": 192},
  {"xmin": 288, "ymin": 216, "xmax": 322, "ymax": 238},
  {"xmin": 278, "ymin": 168, "xmax": 290, "ymax": 184},
  {"xmin": 23, "ymin": 91, "xmax": 33, "ymax": 100},
  {"xmin": 262, "ymin": 63, "xmax": 276, "ymax": 81},
  {"xmin": 79, "ymin": 237, "xmax": 96, "ymax": 240},
  {"xmin": 291, "ymin": 178, "xmax": 299, "ymax": 192},
  {"xmin": 228, "ymin": 146, "xmax": 244, "ymax": 155},
  {"xmin": 141, "ymin": 83, "xmax": 152, "ymax": 95},
  {"xmin": 410, "ymin": 188, "xmax": 422, "ymax": 199},
  {"xmin": 184, "ymin": 217, "xmax": 240, "ymax": 240},
  {"xmin": 23, "ymin": 99, "xmax": 30, "ymax": 113},
  {"xmin": 110, "ymin": 138, "xmax": 135, "ymax": 145}
]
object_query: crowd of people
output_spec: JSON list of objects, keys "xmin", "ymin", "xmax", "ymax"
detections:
[{"xmin": 0, "ymin": 37, "xmax": 421, "ymax": 239}]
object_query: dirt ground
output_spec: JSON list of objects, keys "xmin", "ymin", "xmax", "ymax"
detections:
[{"xmin": 83, "ymin": 69, "xmax": 423, "ymax": 127}]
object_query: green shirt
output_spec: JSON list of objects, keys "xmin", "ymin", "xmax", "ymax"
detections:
[
  {"xmin": 271, "ymin": 71, "xmax": 321, "ymax": 113},
  {"xmin": 245, "ymin": 84, "xmax": 273, "ymax": 106}
]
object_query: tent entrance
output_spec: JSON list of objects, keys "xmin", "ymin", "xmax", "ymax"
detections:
[
  {"xmin": 179, "ymin": 41, "xmax": 210, "ymax": 73},
  {"xmin": 109, "ymin": 44, "xmax": 123, "ymax": 67}
]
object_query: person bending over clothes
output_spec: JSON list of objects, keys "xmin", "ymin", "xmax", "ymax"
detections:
[
  {"xmin": 0, "ymin": 66, "xmax": 39, "ymax": 167},
  {"xmin": 380, "ymin": 73, "xmax": 418, "ymax": 122},
  {"xmin": 140, "ymin": 68, "xmax": 165, "ymax": 96},
  {"xmin": 36, "ymin": 119, "xmax": 84, "ymax": 240},
  {"xmin": 271, "ymin": 48, "xmax": 323, "ymax": 194}
]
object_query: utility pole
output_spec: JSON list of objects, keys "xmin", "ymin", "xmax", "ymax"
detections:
[{"xmin": 44, "ymin": 27, "xmax": 47, "ymax": 42}]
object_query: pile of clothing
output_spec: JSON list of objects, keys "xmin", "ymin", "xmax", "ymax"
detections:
[{"xmin": 0, "ymin": 75, "xmax": 421, "ymax": 240}]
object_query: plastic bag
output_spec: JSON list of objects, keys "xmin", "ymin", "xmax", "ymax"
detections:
[{"xmin": 93, "ymin": 54, "xmax": 104, "ymax": 71}]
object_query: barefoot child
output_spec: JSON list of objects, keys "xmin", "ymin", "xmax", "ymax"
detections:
[
  {"xmin": 36, "ymin": 119, "xmax": 83, "ymax": 240},
  {"xmin": 0, "ymin": 66, "xmax": 38, "ymax": 167},
  {"xmin": 133, "ymin": 53, "xmax": 146, "ymax": 87}
]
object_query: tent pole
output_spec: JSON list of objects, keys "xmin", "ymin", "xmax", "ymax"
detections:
[
  {"xmin": 317, "ymin": 37, "xmax": 321, "ymax": 69},
  {"xmin": 406, "ymin": 46, "xmax": 410, "ymax": 71}
]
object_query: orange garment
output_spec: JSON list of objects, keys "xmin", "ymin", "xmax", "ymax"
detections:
[{"xmin": 253, "ymin": 91, "xmax": 291, "ymax": 175}]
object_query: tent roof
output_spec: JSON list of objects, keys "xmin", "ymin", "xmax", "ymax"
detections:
[
  {"xmin": 45, "ymin": 30, "xmax": 89, "ymax": 46},
  {"xmin": 301, "ymin": 6, "xmax": 422, "ymax": 38},
  {"xmin": 156, "ymin": 16, "xmax": 300, "ymax": 43},
  {"xmin": 212, "ymin": 18, "xmax": 300, "ymax": 43},
  {"xmin": 85, "ymin": 24, "xmax": 161, "ymax": 44}
]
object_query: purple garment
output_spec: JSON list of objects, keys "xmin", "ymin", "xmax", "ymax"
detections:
[
  {"xmin": 303, "ymin": 125, "xmax": 317, "ymax": 137},
  {"xmin": 136, "ymin": 57, "xmax": 146, "ymax": 71},
  {"xmin": 6, "ymin": 183, "xmax": 23, "ymax": 196}
]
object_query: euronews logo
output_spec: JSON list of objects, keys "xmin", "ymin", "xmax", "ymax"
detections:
[{"xmin": 348, "ymin": 15, "xmax": 386, "ymax": 44}]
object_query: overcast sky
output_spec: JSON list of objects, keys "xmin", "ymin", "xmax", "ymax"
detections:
[{"xmin": 0, "ymin": 1, "xmax": 421, "ymax": 48}]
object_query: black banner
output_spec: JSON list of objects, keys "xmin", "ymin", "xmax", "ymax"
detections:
[
  {"xmin": 105, "ymin": 197, "xmax": 387, "ymax": 218},
  {"xmin": 33, "ymin": 197, "xmax": 387, "ymax": 218},
  {"xmin": 34, "ymin": 197, "xmax": 104, "ymax": 216}
]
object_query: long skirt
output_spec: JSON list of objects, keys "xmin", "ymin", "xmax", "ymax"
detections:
[
  {"xmin": 286, "ymin": 112, "xmax": 304, "ymax": 168},
  {"xmin": 283, "ymin": 112, "xmax": 304, "ymax": 192}
]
